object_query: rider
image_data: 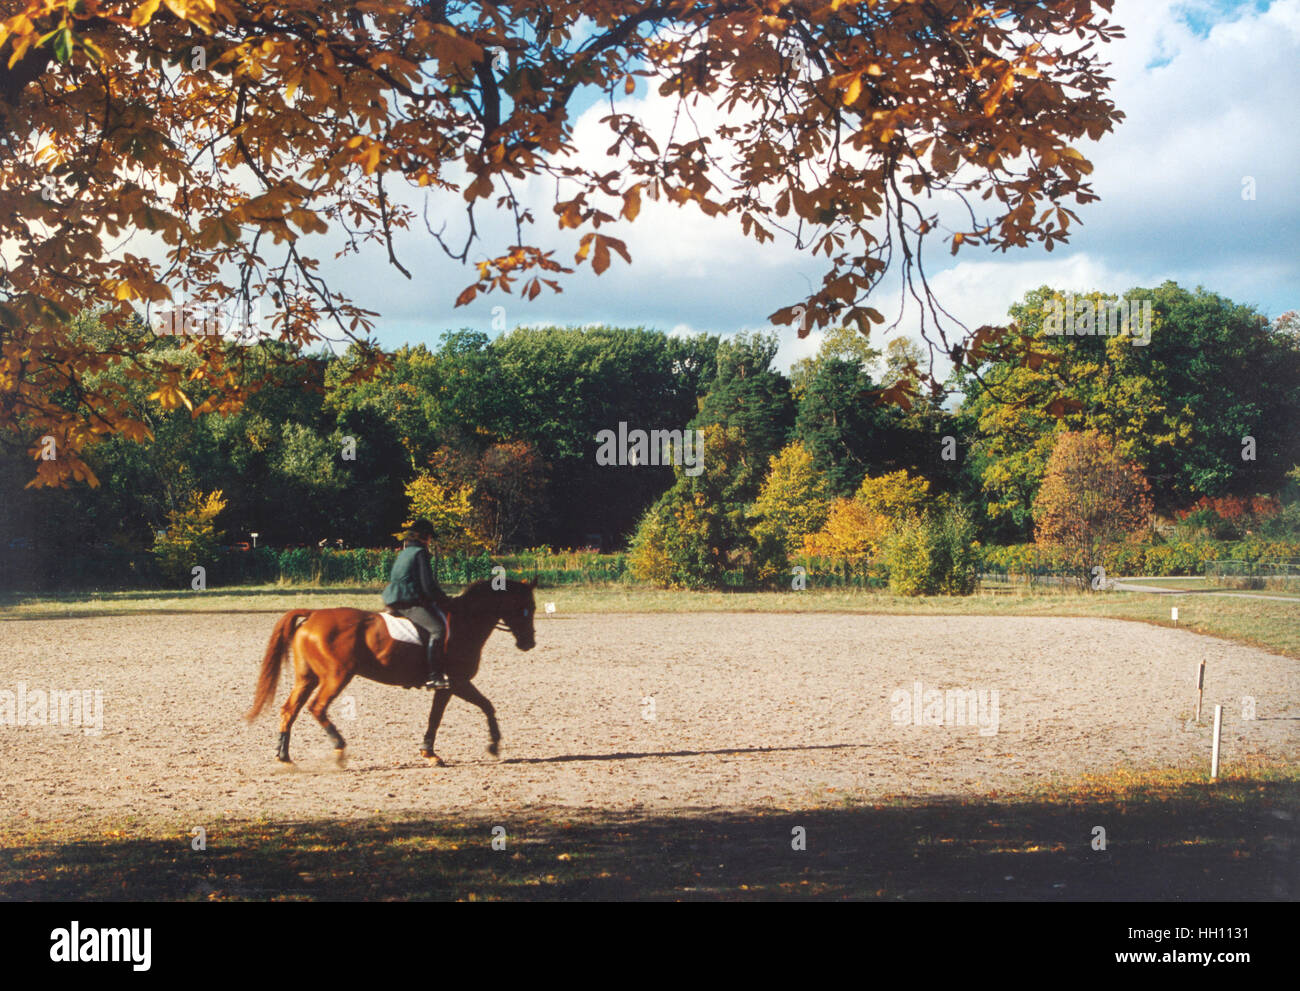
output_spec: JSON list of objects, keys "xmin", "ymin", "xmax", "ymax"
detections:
[{"xmin": 382, "ymin": 519, "xmax": 452, "ymax": 690}]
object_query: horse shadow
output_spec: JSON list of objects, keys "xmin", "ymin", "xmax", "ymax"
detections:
[{"xmin": 351, "ymin": 741, "xmax": 874, "ymax": 772}]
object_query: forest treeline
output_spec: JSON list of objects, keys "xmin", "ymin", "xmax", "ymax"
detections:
[{"xmin": 1, "ymin": 281, "xmax": 1298, "ymax": 591}]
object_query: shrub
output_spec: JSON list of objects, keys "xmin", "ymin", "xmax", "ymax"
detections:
[
  {"xmin": 748, "ymin": 442, "xmax": 831, "ymax": 573},
  {"xmin": 883, "ymin": 517, "xmax": 933, "ymax": 596},
  {"xmin": 882, "ymin": 507, "xmax": 978, "ymax": 596},
  {"xmin": 404, "ymin": 475, "xmax": 489, "ymax": 553},
  {"xmin": 1033, "ymin": 431, "xmax": 1152, "ymax": 589},
  {"xmin": 932, "ymin": 506, "xmax": 980, "ymax": 595},
  {"xmin": 152, "ymin": 490, "xmax": 226, "ymax": 585},
  {"xmin": 802, "ymin": 468, "xmax": 933, "ymax": 567}
]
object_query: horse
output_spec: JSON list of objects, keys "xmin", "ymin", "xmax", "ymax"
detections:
[{"xmin": 247, "ymin": 578, "xmax": 537, "ymax": 766}]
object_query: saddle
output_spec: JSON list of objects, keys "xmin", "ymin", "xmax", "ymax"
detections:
[
  {"xmin": 379, "ymin": 609, "xmax": 424, "ymax": 645},
  {"xmin": 380, "ymin": 606, "xmax": 451, "ymax": 649}
]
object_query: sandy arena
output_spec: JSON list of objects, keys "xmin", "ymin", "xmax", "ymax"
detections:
[{"xmin": 1, "ymin": 612, "xmax": 1296, "ymax": 829}]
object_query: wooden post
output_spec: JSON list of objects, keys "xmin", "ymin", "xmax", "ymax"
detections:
[
  {"xmin": 1210, "ymin": 704, "xmax": 1223, "ymax": 780},
  {"xmin": 1195, "ymin": 659, "xmax": 1206, "ymax": 723}
]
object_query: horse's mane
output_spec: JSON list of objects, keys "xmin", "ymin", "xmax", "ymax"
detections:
[{"xmin": 455, "ymin": 579, "xmax": 530, "ymax": 602}]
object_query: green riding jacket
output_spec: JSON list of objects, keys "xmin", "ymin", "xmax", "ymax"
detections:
[{"xmin": 382, "ymin": 544, "xmax": 452, "ymax": 611}]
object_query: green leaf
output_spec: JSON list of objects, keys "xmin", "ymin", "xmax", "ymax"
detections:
[{"xmin": 53, "ymin": 27, "xmax": 73, "ymax": 64}]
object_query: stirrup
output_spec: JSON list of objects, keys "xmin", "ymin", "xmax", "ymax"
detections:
[{"xmin": 425, "ymin": 672, "xmax": 451, "ymax": 690}]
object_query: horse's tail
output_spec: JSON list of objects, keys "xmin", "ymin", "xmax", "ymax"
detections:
[{"xmin": 247, "ymin": 609, "xmax": 313, "ymax": 722}]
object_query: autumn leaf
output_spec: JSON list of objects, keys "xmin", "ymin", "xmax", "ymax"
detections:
[
  {"xmin": 592, "ymin": 237, "xmax": 610, "ymax": 275},
  {"xmin": 842, "ymin": 74, "xmax": 862, "ymax": 106},
  {"xmin": 621, "ymin": 186, "xmax": 641, "ymax": 222},
  {"xmin": 0, "ymin": 0, "xmax": 1126, "ymax": 483},
  {"xmin": 149, "ymin": 384, "xmax": 193, "ymax": 412}
]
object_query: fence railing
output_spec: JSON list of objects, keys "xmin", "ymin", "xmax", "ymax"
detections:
[{"xmin": 1204, "ymin": 560, "xmax": 1300, "ymax": 590}]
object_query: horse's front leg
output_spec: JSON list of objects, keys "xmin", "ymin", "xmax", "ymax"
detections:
[
  {"xmin": 420, "ymin": 689, "xmax": 453, "ymax": 765},
  {"xmin": 453, "ymin": 679, "xmax": 502, "ymax": 757}
]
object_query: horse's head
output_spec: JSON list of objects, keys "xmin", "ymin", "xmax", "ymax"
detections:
[
  {"xmin": 458, "ymin": 576, "xmax": 538, "ymax": 651},
  {"xmin": 496, "ymin": 577, "xmax": 537, "ymax": 651}
]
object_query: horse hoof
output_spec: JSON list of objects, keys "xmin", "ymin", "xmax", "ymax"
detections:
[
  {"xmin": 276, "ymin": 755, "xmax": 293, "ymax": 764},
  {"xmin": 334, "ymin": 748, "xmax": 348, "ymax": 769},
  {"xmin": 487, "ymin": 742, "xmax": 500, "ymax": 758},
  {"xmin": 422, "ymin": 751, "xmax": 447, "ymax": 767}
]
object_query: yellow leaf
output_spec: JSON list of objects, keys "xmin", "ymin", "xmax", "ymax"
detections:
[
  {"xmin": 621, "ymin": 186, "xmax": 641, "ymax": 222},
  {"xmin": 131, "ymin": 0, "xmax": 162, "ymax": 27}
]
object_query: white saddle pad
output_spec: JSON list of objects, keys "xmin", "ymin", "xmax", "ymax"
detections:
[{"xmin": 379, "ymin": 612, "xmax": 422, "ymax": 645}]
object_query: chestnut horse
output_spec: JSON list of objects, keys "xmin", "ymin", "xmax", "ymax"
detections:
[{"xmin": 247, "ymin": 579, "xmax": 537, "ymax": 765}]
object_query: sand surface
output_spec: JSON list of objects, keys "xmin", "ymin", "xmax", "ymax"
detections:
[{"xmin": 1, "ymin": 612, "xmax": 1295, "ymax": 829}]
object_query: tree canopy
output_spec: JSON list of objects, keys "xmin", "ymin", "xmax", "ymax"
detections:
[
  {"xmin": 1, "ymin": 0, "xmax": 1126, "ymax": 482},
  {"xmin": 959, "ymin": 283, "xmax": 1300, "ymax": 527}
]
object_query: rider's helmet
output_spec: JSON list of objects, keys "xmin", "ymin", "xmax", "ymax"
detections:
[{"xmin": 402, "ymin": 519, "xmax": 435, "ymax": 543}]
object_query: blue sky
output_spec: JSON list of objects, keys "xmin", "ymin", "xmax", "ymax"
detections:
[{"xmin": 307, "ymin": 0, "xmax": 1300, "ymax": 374}]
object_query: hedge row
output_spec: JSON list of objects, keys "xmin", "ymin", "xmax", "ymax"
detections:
[
  {"xmin": 5, "ymin": 539, "xmax": 1299, "ymax": 592},
  {"xmin": 0, "ymin": 545, "xmax": 631, "ymax": 591},
  {"xmin": 978, "ymin": 539, "xmax": 1300, "ymax": 578}
]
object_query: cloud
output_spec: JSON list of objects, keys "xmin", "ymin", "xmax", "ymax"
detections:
[{"xmin": 306, "ymin": 0, "xmax": 1298, "ymax": 353}]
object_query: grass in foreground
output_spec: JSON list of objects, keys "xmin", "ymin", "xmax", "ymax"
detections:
[
  {"xmin": 1, "ymin": 764, "xmax": 1293, "ymax": 901},
  {"xmin": 2, "ymin": 582, "xmax": 1297, "ymax": 658}
]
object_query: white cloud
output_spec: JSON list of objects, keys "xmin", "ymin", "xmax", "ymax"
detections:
[{"xmin": 303, "ymin": 0, "xmax": 1299, "ymax": 346}]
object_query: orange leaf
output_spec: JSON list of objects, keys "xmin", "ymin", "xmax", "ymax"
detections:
[
  {"xmin": 621, "ymin": 186, "xmax": 641, "ymax": 222},
  {"xmin": 602, "ymin": 235, "xmax": 631, "ymax": 265},
  {"xmin": 592, "ymin": 237, "xmax": 610, "ymax": 275}
]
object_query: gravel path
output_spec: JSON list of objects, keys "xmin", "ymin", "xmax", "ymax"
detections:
[{"xmin": 1, "ymin": 612, "xmax": 1295, "ymax": 830}]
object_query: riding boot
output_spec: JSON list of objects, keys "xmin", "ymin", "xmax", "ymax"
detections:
[{"xmin": 424, "ymin": 629, "xmax": 450, "ymax": 690}]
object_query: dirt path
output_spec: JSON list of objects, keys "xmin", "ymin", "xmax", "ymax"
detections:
[
  {"xmin": 1, "ymin": 612, "xmax": 1295, "ymax": 831},
  {"xmin": 1112, "ymin": 578, "xmax": 1300, "ymax": 602}
]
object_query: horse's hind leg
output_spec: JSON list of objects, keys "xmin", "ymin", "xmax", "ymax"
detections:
[
  {"xmin": 452, "ymin": 680, "xmax": 501, "ymax": 757},
  {"xmin": 278, "ymin": 669, "xmax": 318, "ymax": 763},
  {"xmin": 420, "ymin": 689, "xmax": 453, "ymax": 765},
  {"xmin": 307, "ymin": 674, "xmax": 354, "ymax": 767}
]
